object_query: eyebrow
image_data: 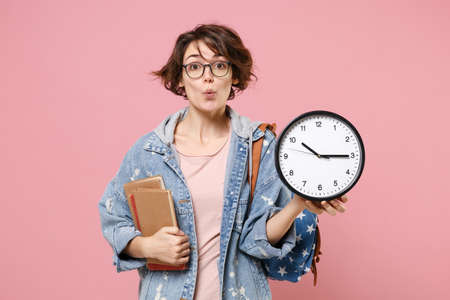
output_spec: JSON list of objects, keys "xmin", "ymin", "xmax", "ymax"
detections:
[{"xmin": 185, "ymin": 54, "xmax": 224, "ymax": 61}]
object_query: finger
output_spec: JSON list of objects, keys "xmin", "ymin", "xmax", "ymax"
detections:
[
  {"xmin": 162, "ymin": 226, "xmax": 179, "ymax": 234},
  {"xmin": 310, "ymin": 200, "xmax": 323, "ymax": 209},
  {"xmin": 306, "ymin": 200, "xmax": 323, "ymax": 210},
  {"xmin": 179, "ymin": 241, "xmax": 191, "ymax": 251},
  {"xmin": 181, "ymin": 247, "xmax": 190, "ymax": 257},
  {"xmin": 305, "ymin": 200, "xmax": 323, "ymax": 214},
  {"xmin": 165, "ymin": 227, "xmax": 185, "ymax": 237},
  {"xmin": 175, "ymin": 245, "xmax": 191, "ymax": 258},
  {"xmin": 179, "ymin": 256, "xmax": 189, "ymax": 264},
  {"xmin": 339, "ymin": 195, "xmax": 349, "ymax": 203},
  {"xmin": 175, "ymin": 229, "xmax": 186, "ymax": 236},
  {"xmin": 330, "ymin": 199, "xmax": 346, "ymax": 213},
  {"xmin": 320, "ymin": 201, "xmax": 337, "ymax": 216},
  {"xmin": 174, "ymin": 235, "xmax": 189, "ymax": 245}
]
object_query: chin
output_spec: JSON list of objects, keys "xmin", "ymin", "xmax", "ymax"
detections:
[{"xmin": 191, "ymin": 98, "xmax": 226, "ymax": 113}]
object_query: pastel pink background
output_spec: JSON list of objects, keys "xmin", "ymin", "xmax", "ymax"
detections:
[{"xmin": 2, "ymin": 0, "xmax": 449, "ymax": 299}]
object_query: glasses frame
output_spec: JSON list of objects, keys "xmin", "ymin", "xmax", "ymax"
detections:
[{"xmin": 182, "ymin": 61, "xmax": 232, "ymax": 79}]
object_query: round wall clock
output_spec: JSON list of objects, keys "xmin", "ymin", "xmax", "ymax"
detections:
[{"xmin": 275, "ymin": 110, "xmax": 365, "ymax": 201}]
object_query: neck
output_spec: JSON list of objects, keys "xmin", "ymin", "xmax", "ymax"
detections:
[{"xmin": 177, "ymin": 105, "xmax": 230, "ymax": 144}]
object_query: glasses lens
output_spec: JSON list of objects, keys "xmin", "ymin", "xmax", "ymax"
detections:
[
  {"xmin": 212, "ymin": 61, "xmax": 229, "ymax": 77},
  {"xmin": 185, "ymin": 62, "xmax": 230, "ymax": 78},
  {"xmin": 186, "ymin": 63, "xmax": 203, "ymax": 78}
]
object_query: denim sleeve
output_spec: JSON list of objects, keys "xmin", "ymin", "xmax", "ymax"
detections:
[
  {"xmin": 263, "ymin": 208, "xmax": 318, "ymax": 282},
  {"xmin": 238, "ymin": 131, "xmax": 297, "ymax": 260},
  {"xmin": 98, "ymin": 149, "xmax": 146, "ymax": 272}
]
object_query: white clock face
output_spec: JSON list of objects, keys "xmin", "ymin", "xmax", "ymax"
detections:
[{"xmin": 276, "ymin": 112, "xmax": 364, "ymax": 201}]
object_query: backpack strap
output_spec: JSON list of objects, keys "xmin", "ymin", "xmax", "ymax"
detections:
[
  {"xmin": 248, "ymin": 123, "xmax": 277, "ymax": 201},
  {"xmin": 247, "ymin": 122, "xmax": 322, "ymax": 286},
  {"xmin": 311, "ymin": 224, "xmax": 322, "ymax": 286}
]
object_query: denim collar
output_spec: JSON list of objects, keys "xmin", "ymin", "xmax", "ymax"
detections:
[
  {"xmin": 143, "ymin": 105, "xmax": 264, "ymax": 153},
  {"xmin": 142, "ymin": 104, "xmax": 268, "ymax": 200}
]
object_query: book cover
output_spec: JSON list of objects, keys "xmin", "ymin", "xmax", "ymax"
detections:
[{"xmin": 124, "ymin": 176, "xmax": 187, "ymax": 271}]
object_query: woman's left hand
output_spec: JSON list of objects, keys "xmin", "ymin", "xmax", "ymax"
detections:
[{"xmin": 293, "ymin": 194, "xmax": 348, "ymax": 216}]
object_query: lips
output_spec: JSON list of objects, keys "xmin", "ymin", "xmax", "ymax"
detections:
[{"xmin": 203, "ymin": 89, "xmax": 216, "ymax": 99}]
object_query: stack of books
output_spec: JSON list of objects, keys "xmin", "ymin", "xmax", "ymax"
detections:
[{"xmin": 123, "ymin": 175, "xmax": 186, "ymax": 271}]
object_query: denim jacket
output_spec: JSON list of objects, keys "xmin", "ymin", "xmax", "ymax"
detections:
[{"xmin": 98, "ymin": 105, "xmax": 316, "ymax": 300}]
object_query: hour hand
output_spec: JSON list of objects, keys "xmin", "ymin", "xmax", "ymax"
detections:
[{"xmin": 301, "ymin": 142, "xmax": 329, "ymax": 159}]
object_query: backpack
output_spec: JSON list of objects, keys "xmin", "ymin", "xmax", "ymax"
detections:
[{"xmin": 247, "ymin": 123, "xmax": 322, "ymax": 286}]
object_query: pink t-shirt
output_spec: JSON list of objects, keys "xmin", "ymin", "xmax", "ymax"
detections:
[{"xmin": 174, "ymin": 127, "xmax": 231, "ymax": 300}]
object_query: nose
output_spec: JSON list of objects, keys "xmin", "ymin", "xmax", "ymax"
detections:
[{"xmin": 203, "ymin": 65, "xmax": 214, "ymax": 82}]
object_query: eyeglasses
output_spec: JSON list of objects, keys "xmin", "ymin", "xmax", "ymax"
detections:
[{"xmin": 182, "ymin": 61, "xmax": 232, "ymax": 79}]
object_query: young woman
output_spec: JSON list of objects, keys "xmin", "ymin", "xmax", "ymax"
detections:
[{"xmin": 98, "ymin": 24, "xmax": 348, "ymax": 300}]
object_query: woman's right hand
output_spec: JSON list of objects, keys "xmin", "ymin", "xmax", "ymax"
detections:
[{"xmin": 142, "ymin": 226, "xmax": 191, "ymax": 265}]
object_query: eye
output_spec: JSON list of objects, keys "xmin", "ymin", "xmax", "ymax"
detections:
[
  {"xmin": 214, "ymin": 62, "xmax": 227, "ymax": 69},
  {"xmin": 187, "ymin": 63, "xmax": 201, "ymax": 71}
]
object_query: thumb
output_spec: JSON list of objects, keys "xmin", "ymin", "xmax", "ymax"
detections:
[{"xmin": 161, "ymin": 226, "xmax": 181, "ymax": 235}]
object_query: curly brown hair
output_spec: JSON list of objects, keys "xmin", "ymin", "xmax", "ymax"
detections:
[{"xmin": 150, "ymin": 24, "xmax": 257, "ymax": 100}]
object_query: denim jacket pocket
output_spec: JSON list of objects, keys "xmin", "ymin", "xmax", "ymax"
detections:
[
  {"xmin": 246, "ymin": 255, "xmax": 270, "ymax": 298},
  {"xmin": 260, "ymin": 173, "xmax": 277, "ymax": 189}
]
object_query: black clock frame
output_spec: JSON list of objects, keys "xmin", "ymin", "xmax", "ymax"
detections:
[{"xmin": 274, "ymin": 110, "xmax": 365, "ymax": 202}]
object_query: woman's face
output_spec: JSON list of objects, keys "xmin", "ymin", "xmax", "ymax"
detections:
[{"xmin": 179, "ymin": 40, "xmax": 238, "ymax": 114}]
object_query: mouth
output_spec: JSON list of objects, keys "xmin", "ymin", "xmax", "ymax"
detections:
[{"xmin": 203, "ymin": 89, "xmax": 216, "ymax": 95}]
